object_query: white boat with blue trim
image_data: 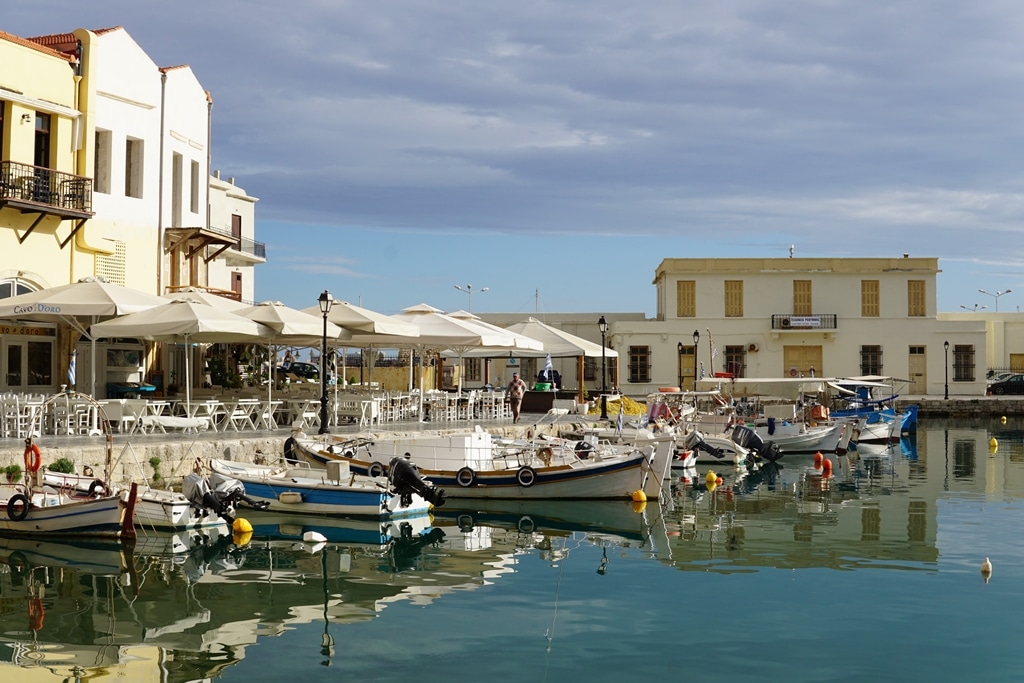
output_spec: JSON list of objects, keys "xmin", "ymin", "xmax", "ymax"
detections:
[
  {"xmin": 207, "ymin": 457, "xmax": 444, "ymax": 518},
  {"xmin": 293, "ymin": 431, "xmax": 676, "ymax": 501}
]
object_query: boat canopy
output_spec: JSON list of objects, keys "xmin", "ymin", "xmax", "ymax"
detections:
[{"xmin": 696, "ymin": 377, "xmax": 834, "ymax": 400}]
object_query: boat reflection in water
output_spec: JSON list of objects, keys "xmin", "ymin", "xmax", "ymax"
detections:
[
  {"xmin": 2, "ymin": 426, "xmax": 1000, "ymax": 681},
  {"xmin": 660, "ymin": 434, "xmax": 942, "ymax": 571},
  {"xmin": 0, "ymin": 500, "xmax": 662, "ymax": 681}
]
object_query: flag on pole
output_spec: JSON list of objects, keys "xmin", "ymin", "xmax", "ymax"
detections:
[
  {"xmin": 67, "ymin": 350, "xmax": 77, "ymax": 388},
  {"xmin": 616, "ymin": 399, "xmax": 624, "ymax": 437},
  {"xmin": 543, "ymin": 353, "xmax": 553, "ymax": 380}
]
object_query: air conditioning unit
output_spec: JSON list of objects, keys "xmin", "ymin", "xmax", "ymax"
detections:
[{"xmin": 748, "ymin": 343, "xmax": 759, "ymax": 352}]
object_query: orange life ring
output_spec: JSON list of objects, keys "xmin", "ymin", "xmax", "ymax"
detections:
[{"xmin": 23, "ymin": 443, "xmax": 41, "ymax": 473}]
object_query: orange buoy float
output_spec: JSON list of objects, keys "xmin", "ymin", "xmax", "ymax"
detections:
[
  {"xmin": 23, "ymin": 439, "xmax": 41, "ymax": 473},
  {"xmin": 814, "ymin": 452, "xmax": 823, "ymax": 464}
]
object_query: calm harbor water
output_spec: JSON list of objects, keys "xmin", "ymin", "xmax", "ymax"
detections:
[{"xmin": 2, "ymin": 418, "xmax": 1024, "ymax": 682}]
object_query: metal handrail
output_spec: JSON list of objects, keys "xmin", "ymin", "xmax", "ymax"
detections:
[{"xmin": 0, "ymin": 160, "xmax": 93, "ymax": 212}]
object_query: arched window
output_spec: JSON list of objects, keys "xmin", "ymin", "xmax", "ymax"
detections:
[{"xmin": 0, "ymin": 277, "xmax": 35, "ymax": 299}]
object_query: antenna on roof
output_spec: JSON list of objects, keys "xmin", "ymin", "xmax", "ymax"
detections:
[{"xmin": 789, "ymin": 244, "xmax": 794, "ymax": 258}]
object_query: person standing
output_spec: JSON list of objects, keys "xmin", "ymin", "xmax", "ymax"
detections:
[{"xmin": 507, "ymin": 372, "xmax": 527, "ymax": 424}]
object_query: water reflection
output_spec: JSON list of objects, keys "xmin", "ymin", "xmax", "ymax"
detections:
[{"xmin": 3, "ymin": 421, "xmax": 1024, "ymax": 680}]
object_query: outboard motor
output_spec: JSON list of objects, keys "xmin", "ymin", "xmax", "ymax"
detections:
[
  {"xmin": 209, "ymin": 471, "xmax": 271, "ymax": 512},
  {"xmin": 183, "ymin": 471, "xmax": 236, "ymax": 524},
  {"xmin": 731, "ymin": 425, "xmax": 784, "ymax": 464},
  {"xmin": 388, "ymin": 456, "xmax": 446, "ymax": 508},
  {"xmin": 683, "ymin": 430, "xmax": 726, "ymax": 460},
  {"xmin": 184, "ymin": 470, "xmax": 269, "ymax": 525}
]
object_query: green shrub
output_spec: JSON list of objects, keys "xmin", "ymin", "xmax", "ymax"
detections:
[{"xmin": 49, "ymin": 457, "xmax": 76, "ymax": 474}]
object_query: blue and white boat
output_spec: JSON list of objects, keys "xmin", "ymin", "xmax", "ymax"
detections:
[
  {"xmin": 207, "ymin": 457, "xmax": 444, "ymax": 519},
  {"xmin": 830, "ymin": 376, "xmax": 918, "ymax": 443}
]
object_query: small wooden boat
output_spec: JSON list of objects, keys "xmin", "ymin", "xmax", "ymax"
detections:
[
  {"xmin": 43, "ymin": 470, "xmax": 225, "ymax": 530},
  {"xmin": 207, "ymin": 458, "xmax": 442, "ymax": 519},
  {"xmin": 0, "ymin": 482, "xmax": 137, "ymax": 539}
]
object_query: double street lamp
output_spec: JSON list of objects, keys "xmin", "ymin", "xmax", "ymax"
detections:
[
  {"xmin": 599, "ymin": 315, "xmax": 608, "ymax": 419},
  {"xmin": 944, "ymin": 339, "xmax": 950, "ymax": 400},
  {"xmin": 318, "ymin": 290, "xmax": 333, "ymax": 434},
  {"xmin": 978, "ymin": 288, "xmax": 1012, "ymax": 312},
  {"xmin": 454, "ymin": 284, "xmax": 488, "ymax": 312}
]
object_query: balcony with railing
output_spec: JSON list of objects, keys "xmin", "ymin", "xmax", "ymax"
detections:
[
  {"xmin": 772, "ymin": 313, "xmax": 839, "ymax": 331},
  {"xmin": 204, "ymin": 225, "xmax": 266, "ymax": 263},
  {"xmin": 0, "ymin": 160, "xmax": 94, "ymax": 220}
]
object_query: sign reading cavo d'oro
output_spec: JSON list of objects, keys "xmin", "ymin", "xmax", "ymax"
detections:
[{"xmin": 0, "ymin": 324, "xmax": 56, "ymax": 337}]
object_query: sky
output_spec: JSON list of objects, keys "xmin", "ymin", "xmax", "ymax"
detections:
[{"xmin": 8, "ymin": 1, "xmax": 1024, "ymax": 316}]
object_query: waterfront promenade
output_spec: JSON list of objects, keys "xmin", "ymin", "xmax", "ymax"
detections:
[{"xmin": 0, "ymin": 394, "xmax": 1014, "ymax": 487}]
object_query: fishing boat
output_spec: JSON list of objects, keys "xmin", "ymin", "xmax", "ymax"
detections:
[
  {"xmin": 293, "ymin": 431, "xmax": 676, "ymax": 501},
  {"xmin": 0, "ymin": 481, "xmax": 138, "ymax": 538},
  {"xmin": 207, "ymin": 457, "xmax": 444, "ymax": 518},
  {"xmin": 42, "ymin": 469, "xmax": 227, "ymax": 531}
]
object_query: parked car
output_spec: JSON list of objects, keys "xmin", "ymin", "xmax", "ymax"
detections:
[
  {"xmin": 276, "ymin": 361, "xmax": 330, "ymax": 382},
  {"xmin": 987, "ymin": 374, "xmax": 1024, "ymax": 395}
]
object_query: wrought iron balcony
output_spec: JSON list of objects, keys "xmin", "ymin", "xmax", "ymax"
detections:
[
  {"xmin": 204, "ymin": 225, "xmax": 266, "ymax": 261},
  {"xmin": 0, "ymin": 160, "xmax": 93, "ymax": 219},
  {"xmin": 772, "ymin": 314, "xmax": 839, "ymax": 330}
]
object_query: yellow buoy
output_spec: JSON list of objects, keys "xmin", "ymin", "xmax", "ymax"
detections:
[
  {"xmin": 632, "ymin": 499, "xmax": 647, "ymax": 513},
  {"xmin": 631, "ymin": 489, "xmax": 647, "ymax": 502},
  {"xmin": 233, "ymin": 517, "xmax": 253, "ymax": 533},
  {"xmin": 233, "ymin": 530, "xmax": 253, "ymax": 547},
  {"xmin": 705, "ymin": 470, "xmax": 717, "ymax": 485},
  {"xmin": 1001, "ymin": 416, "xmax": 1007, "ymax": 424},
  {"xmin": 989, "ymin": 437, "xmax": 998, "ymax": 452}
]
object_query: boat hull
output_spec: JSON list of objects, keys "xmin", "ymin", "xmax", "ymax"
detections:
[
  {"xmin": 0, "ymin": 488, "xmax": 127, "ymax": 538},
  {"xmin": 44, "ymin": 472, "xmax": 224, "ymax": 530},
  {"xmin": 209, "ymin": 459, "xmax": 431, "ymax": 518},
  {"xmin": 296, "ymin": 436, "xmax": 676, "ymax": 500}
]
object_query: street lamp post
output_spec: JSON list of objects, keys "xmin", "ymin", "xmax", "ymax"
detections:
[
  {"xmin": 453, "ymin": 284, "xmax": 488, "ymax": 312},
  {"xmin": 960, "ymin": 304, "xmax": 987, "ymax": 312},
  {"xmin": 978, "ymin": 288, "xmax": 1012, "ymax": 312},
  {"xmin": 944, "ymin": 340, "xmax": 950, "ymax": 400},
  {"xmin": 692, "ymin": 329, "xmax": 700, "ymax": 391},
  {"xmin": 676, "ymin": 341, "xmax": 684, "ymax": 392},
  {"xmin": 599, "ymin": 316, "xmax": 608, "ymax": 419},
  {"xmin": 318, "ymin": 290, "xmax": 333, "ymax": 434}
]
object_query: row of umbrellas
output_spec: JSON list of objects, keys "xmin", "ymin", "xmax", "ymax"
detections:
[{"xmin": 0, "ymin": 278, "xmax": 618, "ymax": 411}]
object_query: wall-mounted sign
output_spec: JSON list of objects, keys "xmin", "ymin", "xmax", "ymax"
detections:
[{"xmin": 0, "ymin": 324, "xmax": 55, "ymax": 337}]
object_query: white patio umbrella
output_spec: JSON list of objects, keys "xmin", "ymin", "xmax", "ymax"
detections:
[
  {"xmin": 344, "ymin": 303, "xmax": 523, "ymax": 417},
  {"xmin": 237, "ymin": 301, "xmax": 349, "ymax": 407},
  {"xmin": 0, "ymin": 276, "xmax": 167, "ymax": 396},
  {"xmin": 90, "ymin": 299, "xmax": 274, "ymax": 412},
  {"xmin": 444, "ymin": 310, "xmax": 544, "ymax": 391},
  {"xmin": 163, "ymin": 287, "xmax": 247, "ymax": 311},
  {"xmin": 451, "ymin": 317, "xmax": 618, "ymax": 402},
  {"xmin": 302, "ymin": 299, "xmax": 420, "ymax": 389}
]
